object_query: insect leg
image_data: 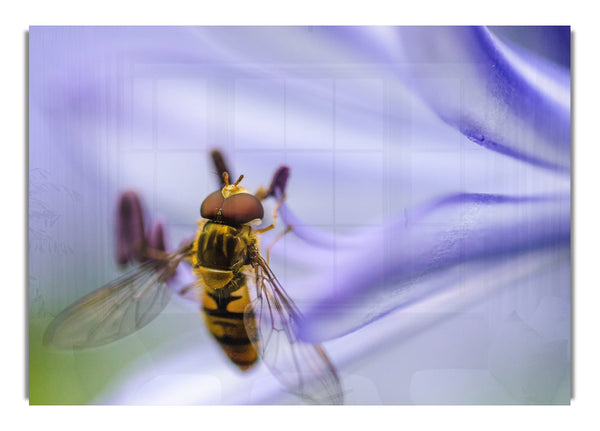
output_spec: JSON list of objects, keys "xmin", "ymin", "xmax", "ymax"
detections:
[
  {"xmin": 265, "ymin": 225, "xmax": 292, "ymax": 265},
  {"xmin": 177, "ymin": 281, "xmax": 202, "ymax": 302},
  {"xmin": 142, "ymin": 247, "xmax": 172, "ymax": 262},
  {"xmin": 141, "ymin": 236, "xmax": 194, "ymax": 264},
  {"xmin": 254, "ymin": 185, "xmax": 269, "ymax": 201},
  {"xmin": 255, "ymin": 192, "xmax": 286, "ymax": 234}
]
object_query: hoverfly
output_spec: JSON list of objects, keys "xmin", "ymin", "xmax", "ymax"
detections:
[{"xmin": 43, "ymin": 152, "xmax": 343, "ymax": 405}]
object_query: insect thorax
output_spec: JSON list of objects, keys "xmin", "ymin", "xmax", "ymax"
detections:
[{"xmin": 192, "ymin": 221, "xmax": 255, "ymax": 272}]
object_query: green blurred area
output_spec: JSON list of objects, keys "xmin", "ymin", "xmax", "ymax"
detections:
[
  {"xmin": 29, "ymin": 318, "xmax": 132, "ymax": 404},
  {"xmin": 28, "ymin": 311, "xmax": 194, "ymax": 405}
]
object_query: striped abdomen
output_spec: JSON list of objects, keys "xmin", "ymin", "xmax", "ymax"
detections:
[{"xmin": 191, "ymin": 222, "xmax": 258, "ymax": 370}]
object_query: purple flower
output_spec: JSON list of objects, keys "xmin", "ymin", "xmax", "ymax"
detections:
[{"xmin": 30, "ymin": 26, "xmax": 570, "ymax": 405}]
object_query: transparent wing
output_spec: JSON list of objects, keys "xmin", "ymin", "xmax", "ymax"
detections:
[
  {"xmin": 44, "ymin": 247, "xmax": 190, "ymax": 349},
  {"xmin": 244, "ymin": 254, "xmax": 343, "ymax": 405}
]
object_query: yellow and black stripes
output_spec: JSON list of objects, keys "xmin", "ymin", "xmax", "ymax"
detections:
[
  {"xmin": 201, "ymin": 271, "xmax": 258, "ymax": 369},
  {"xmin": 191, "ymin": 221, "xmax": 259, "ymax": 370}
]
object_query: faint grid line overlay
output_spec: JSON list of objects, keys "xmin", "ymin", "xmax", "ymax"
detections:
[{"xmin": 115, "ymin": 63, "xmax": 391, "ymax": 232}]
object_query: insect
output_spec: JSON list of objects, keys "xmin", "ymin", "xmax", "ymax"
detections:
[{"xmin": 43, "ymin": 153, "xmax": 343, "ymax": 405}]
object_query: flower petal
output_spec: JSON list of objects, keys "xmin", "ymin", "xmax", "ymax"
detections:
[
  {"xmin": 294, "ymin": 192, "xmax": 570, "ymax": 342},
  {"xmin": 392, "ymin": 27, "xmax": 571, "ymax": 172}
]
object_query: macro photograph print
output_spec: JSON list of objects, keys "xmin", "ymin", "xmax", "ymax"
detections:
[{"xmin": 28, "ymin": 26, "xmax": 571, "ymax": 405}]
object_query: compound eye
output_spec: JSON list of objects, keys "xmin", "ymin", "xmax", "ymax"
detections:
[
  {"xmin": 221, "ymin": 193, "xmax": 264, "ymax": 225},
  {"xmin": 200, "ymin": 190, "xmax": 225, "ymax": 219}
]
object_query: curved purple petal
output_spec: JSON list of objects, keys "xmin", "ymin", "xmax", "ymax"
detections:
[
  {"xmin": 295, "ymin": 192, "xmax": 570, "ymax": 342},
  {"xmin": 321, "ymin": 27, "xmax": 570, "ymax": 172},
  {"xmin": 393, "ymin": 27, "xmax": 570, "ymax": 172}
]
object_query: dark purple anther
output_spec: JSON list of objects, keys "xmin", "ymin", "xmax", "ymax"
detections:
[
  {"xmin": 116, "ymin": 191, "xmax": 147, "ymax": 266},
  {"xmin": 265, "ymin": 166, "xmax": 290, "ymax": 199},
  {"xmin": 211, "ymin": 149, "xmax": 231, "ymax": 187},
  {"xmin": 147, "ymin": 221, "xmax": 167, "ymax": 253}
]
